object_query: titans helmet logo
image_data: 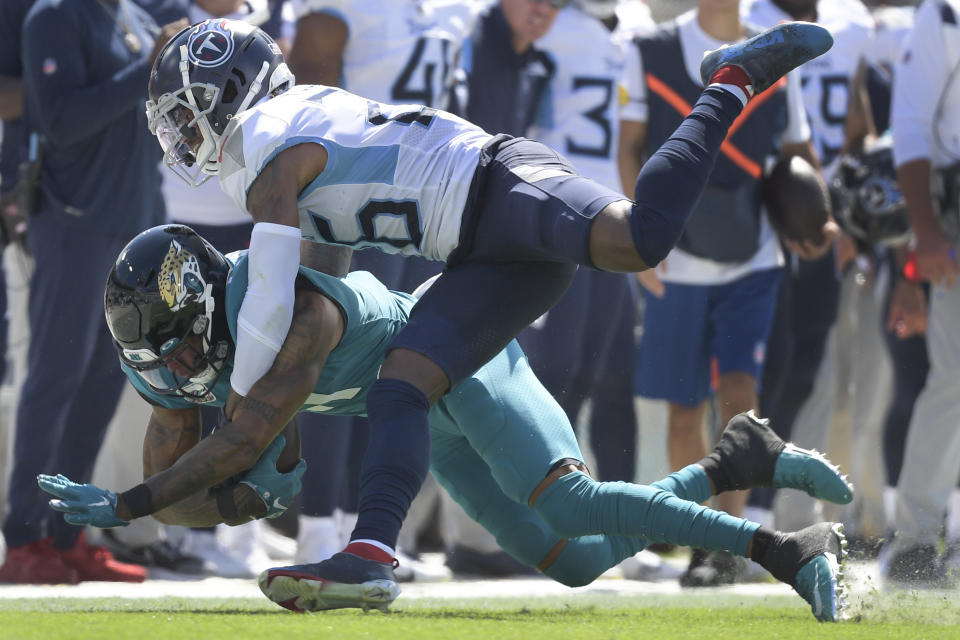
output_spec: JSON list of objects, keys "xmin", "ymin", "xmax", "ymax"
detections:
[
  {"xmin": 159, "ymin": 240, "xmax": 206, "ymax": 311},
  {"xmin": 187, "ymin": 20, "xmax": 234, "ymax": 68}
]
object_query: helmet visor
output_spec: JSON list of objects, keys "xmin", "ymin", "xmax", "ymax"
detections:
[{"xmin": 155, "ymin": 105, "xmax": 201, "ymax": 167}]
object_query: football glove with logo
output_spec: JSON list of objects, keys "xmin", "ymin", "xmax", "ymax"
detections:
[
  {"xmin": 37, "ymin": 474, "xmax": 130, "ymax": 528},
  {"xmin": 240, "ymin": 435, "xmax": 307, "ymax": 519}
]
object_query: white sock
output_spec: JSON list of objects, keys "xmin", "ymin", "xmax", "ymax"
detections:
[{"xmin": 709, "ymin": 82, "xmax": 749, "ymax": 107}]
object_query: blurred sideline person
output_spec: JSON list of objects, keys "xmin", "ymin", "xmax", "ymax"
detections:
[
  {"xmin": 742, "ymin": 0, "xmax": 879, "ymax": 543},
  {"xmin": 0, "ymin": 0, "xmax": 32, "ymax": 559},
  {"xmin": 143, "ymin": 16, "xmax": 835, "ymax": 589},
  {"xmin": 46, "ymin": 224, "xmax": 854, "ymax": 621},
  {"xmin": 860, "ymin": 1, "xmax": 934, "ymax": 551},
  {"xmin": 0, "ymin": 0, "xmax": 182, "ymax": 584},
  {"xmin": 449, "ymin": 0, "xmax": 559, "ymax": 138},
  {"xmin": 620, "ymin": 0, "xmax": 829, "ymax": 586},
  {"xmin": 287, "ymin": 0, "xmax": 478, "ymax": 579},
  {"xmin": 881, "ymin": 0, "xmax": 960, "ymax": 587}
]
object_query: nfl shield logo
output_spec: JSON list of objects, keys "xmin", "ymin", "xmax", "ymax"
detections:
[{"xmin": 187, "ymin": 20, "xmax": 234, "ymax": 68}]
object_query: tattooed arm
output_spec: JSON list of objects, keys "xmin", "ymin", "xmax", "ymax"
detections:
[
  {"xmin": 138, "ymin": 405, "xmax": 302, "ymax": 527},
  {"xmin": 245, "ymin": 141, "xmax": 329, "ymax": 228},
  {"xmin": 113, "ymin": 288, "xmax": 344, "ymax": 522}
]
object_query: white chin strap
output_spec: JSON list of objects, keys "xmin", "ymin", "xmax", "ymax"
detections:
[{"xmin": 189, "ymin": 283, "xmax": 221, "ymax": 386}]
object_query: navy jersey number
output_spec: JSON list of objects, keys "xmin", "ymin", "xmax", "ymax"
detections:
[
  {"xmin": 308, "ymin": 199, "xmax": 424, "ymax": 250},
  {"xmin": 802, "ymin": 74, "xmax": 849, "ymax": 166},
  {"xmin": 367, "ymin": 101, "xmax": 437, "ymax": 127},
  {"xmin": 565, "ymin": 77, "xmax": 614, "ymax": 159},
  {"xmin": 391, "ymin": 36, "xmax": 453, "ymax": 108}
]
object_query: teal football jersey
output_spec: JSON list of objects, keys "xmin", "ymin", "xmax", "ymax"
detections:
[{"xmin": 122, "ymin": 252, "xmax": 416, "ymax": 416}]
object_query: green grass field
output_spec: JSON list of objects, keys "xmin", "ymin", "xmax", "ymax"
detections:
[{"xmin": 1, "ymin": 591, "xmax": 957, "ymax": 640}]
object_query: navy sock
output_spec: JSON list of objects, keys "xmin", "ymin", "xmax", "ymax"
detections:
[
  {"xmin": 352, "ymin": 378, "xmax": 431, "ymax": 547},
  {"xmin": 629, "ymin": 86, "xmax": 743, "ymax": 267}
]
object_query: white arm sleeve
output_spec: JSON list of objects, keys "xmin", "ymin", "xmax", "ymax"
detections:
[{"xmin": 230, "ymin": 222, "xmax": 303, "ymax": 396}]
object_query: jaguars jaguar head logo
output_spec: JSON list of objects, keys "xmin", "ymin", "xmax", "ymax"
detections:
[{"xmin": 159, "ymin": 240, "xmax": 206, "ymax": 311}]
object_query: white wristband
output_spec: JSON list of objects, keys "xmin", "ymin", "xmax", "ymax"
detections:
[{"xmin": 230, "ymin": 222, "xmax": 302, "ymax": 396}]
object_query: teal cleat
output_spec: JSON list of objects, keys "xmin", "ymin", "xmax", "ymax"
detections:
[
  {"xmin": 709, "ymin": 411, "xmax": 854, "ymax": 503},
  {"xmin": 786, "ymin": 523, "xmax": 848, "ymax": 622},
  {"xmin": 700, "ymin": 22, "xmax": 834, "ymax": 95},
  {"xmin": 773, "ymin": 443, "xmax": 854, "ymax": 504}
]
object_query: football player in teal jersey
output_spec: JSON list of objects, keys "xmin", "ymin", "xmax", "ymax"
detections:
[{"xmin": 41, "ymin": 225, "xmax": 854, "ymax": 621}]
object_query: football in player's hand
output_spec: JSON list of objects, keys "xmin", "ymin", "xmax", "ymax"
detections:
[{"xmin": 762, "ymin": 155, "xmax": 831, "ymax": 245}]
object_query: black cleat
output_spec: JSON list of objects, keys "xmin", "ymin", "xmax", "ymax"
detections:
[
  {"xmin": 759, "ymin": 523, "xmax": 848, "ymax": 622},
  {"xmin": 708, "ymin": 411, "xmax": 854, "ymax": 504}
]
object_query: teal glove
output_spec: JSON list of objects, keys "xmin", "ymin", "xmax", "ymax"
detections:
[
  {"xmin": 240, "ymin": 435, "xmax": 307, "ymax": 518},
  {"xmin": 37, "ymin": 474, "xmax": 130, "ymax": 528}
]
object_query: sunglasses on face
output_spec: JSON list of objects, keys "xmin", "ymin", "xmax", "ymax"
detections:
[{"xmin": 531, "ymin": 0, "xmax": 569, "ymax": 8}]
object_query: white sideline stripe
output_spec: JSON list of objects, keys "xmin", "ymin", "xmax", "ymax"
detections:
[{"xmin": 0, "ymin": 577, "xmax": 794, "ymax": 601}]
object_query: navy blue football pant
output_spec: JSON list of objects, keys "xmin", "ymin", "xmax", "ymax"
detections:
[
  {"xmin": 881, "ymin": 270, "xmax": 930, "ymax": 488},
  {"xmin": 360, "ymin": 87, "xmax": 744, "ymax": 548},
  {"xmin": 2, "ymin": 218, "xmax": 132, "ymax": 549},
  {"xmin": 519, "ymin": 269, "xmax": 637, "ymax": 481}
]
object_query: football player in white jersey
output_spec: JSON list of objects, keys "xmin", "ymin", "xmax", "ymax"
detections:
[
  {"xmin": 288, "ymin": 0, "xmax": 476, "ymax": 109},
  {"xmin": 143, "ymin": 16, "xmax": 834, "ymax": 597}
]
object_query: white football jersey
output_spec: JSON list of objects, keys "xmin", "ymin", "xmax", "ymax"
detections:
[
  {"xmin": 744, "ymin": 0, "xmax": 874, "ymax": 172},
  {"xmin": 218, "ymin": 85, "xmax": 491, "ymax": 260},
  {"xmin": 531, "ymin": 4, "xmax": 654, "ymax": 191},
  {"xmin": 291, "ymin": 0, "xmax": 480, "ymax": 108}
]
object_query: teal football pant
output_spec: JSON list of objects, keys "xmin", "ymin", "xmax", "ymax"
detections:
[{"xmin": 430, "ymin": 340, "xmax": 759, "ymax": 585}]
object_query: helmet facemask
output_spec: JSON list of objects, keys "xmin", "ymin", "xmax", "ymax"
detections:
[
  {"xmin": 145, "ymin": 20, "xmax": 295, "ymax": 187},
  {"xmin": 117, "ymin": 283, "xmax": 230, "ymax": 404},
  {"xmin": 106, "ymin": 226, "xmax": 233, "ymax": 404},
  {"xmin": 146, "ymin": 67, "xmax": 222, "ymax": 186}
]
